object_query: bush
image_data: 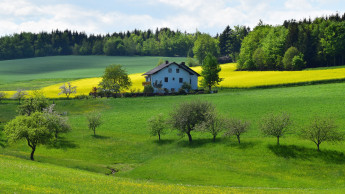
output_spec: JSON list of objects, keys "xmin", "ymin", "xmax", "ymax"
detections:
[
  {"xmin": 75, "ymin": 95, "xmax": 93, "ymax": 99},
  {"xmin": 292, "ymin": 55, "xmax": 306, "ymax": 70},
  {"xmin": 143, "ymin": 85, "xmax": 154, "ymax": 94},
  {"xmin": 283, "ymin": 47, "xmax": 300, "ymax": 70},
  {"xmin": 163, "ymin": 88, "xmax": 170, "ymax": 94},
  {"xmin": 181, "ymin": 82, "xmax": 192, "ymax": 93},
  {"xmin": 178, "ymin": 88, "xmax": 187, "ymax": 95}
]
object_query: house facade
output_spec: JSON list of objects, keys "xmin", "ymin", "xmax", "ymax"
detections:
[{"xmin": 142, "ymin": 61, "xmax": 200, "ymax": 93}]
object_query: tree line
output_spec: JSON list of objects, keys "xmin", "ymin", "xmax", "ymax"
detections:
[
  {"xmin": 238, "ymin": 13, "xmax": 345, "ymax": 70},
  {"xmin": 2, "ymin": 13, "xmax": 345, "ymax": 70},
  {"xmin": 149, "ymin": 100, "xmax": 344, "ymax": 152},
  {"xmin": 0, "ymin": 28, "xmax": 211, "ymax": 61}
]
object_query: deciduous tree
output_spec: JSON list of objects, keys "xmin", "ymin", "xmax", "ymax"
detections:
[
  {"xmin": 170, "ymin": 100, "xmax": 215, "ymax": 143},
  {"xmin": 17, "ymin": 91, "xmax": 49, "ymax": 116},
  {"xmin": 12, "ymin": 89, "xmax": 28, "ymax": 104},
  {"xmin": 301, "ymin": 116, "xmax": 344, "ymax": 151},
  {"xmin": 201, "ymin": 54, "xmax": 223, "ymax": 91},
  {"xmin": 87, "ymin": 112, "xmax": 102, "ymax": 136},
  {"xmin": 260, "ymin": 112, "xmax": 291, "ymax": 145},
  {"xmin": 196, "ymin": 111, "xmax": 226, "ymax": 142},
  {"xmin": 147, "ymin": 113, "xmax": 167, "ymax": 141},
  {"xmin": 4, "ymin": 112, "xmax": 53, "ymax": 160},
  {"xmin": 43, "ymin": 104, "xmax": 71, "ymax": 139},
  {"xmin": 59, "ymin": 82, "xmax": 77, "ymax": 99},
  {"xmin": 193, "ymin": 34, "xmax": 219, "ymax": 64},
  {"xmin": 224, "ymin": 118, "xmax": 250, "ymax": 144},
  {"xmin": 99, "ymin": 64, "xmax": 132, "ymax": 94}
]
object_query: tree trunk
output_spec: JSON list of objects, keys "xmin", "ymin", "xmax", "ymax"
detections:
[
  {"xmin": 237, "ymin": 135, "xmax": 241, "ymax": 144},
  {"xmin": 317, "ymin": 143, "xmax": 320, "ymax": 152},
  {"xmin": 277, "ymin": 136, "xmax": 280, "ymax": 145},
  {"xmin": 30, "ymin": 146, "xmax": 36, "ymax": 161},
  {"xmin": 213, "ymin": 135, "xmax": 216, "ymax": 142},
  {"xmin": 186, "ymin": 131, "xmax": 192, "ymax": 143},
  {"xmin": 93, "ymin": 128, "xmax": 96, "ymax": 136},
  {"xmin": 209, "ymin": 86, "xmax": 212, "ymax": 92},
  {"xmin": 158, "ymin": 133, "xmax": 161, "ymax": 141}
]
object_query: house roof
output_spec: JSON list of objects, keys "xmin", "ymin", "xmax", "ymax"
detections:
[{"xmin": 142, "ymin": 61, "xmax": 200, "ymax": 76}]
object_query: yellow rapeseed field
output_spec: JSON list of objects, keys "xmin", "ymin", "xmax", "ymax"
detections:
[{"xmin": 4, "ymin": 63, "xmax": 345, "ymax": 98}]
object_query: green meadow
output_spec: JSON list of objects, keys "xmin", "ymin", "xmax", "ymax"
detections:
[
  {"xmin": 0, "ymin": 56, "xmax": 185, "ymax": 91},
  {"xmin": 1, "ymin": 82, "xmax": 345, "ymax": 192}
]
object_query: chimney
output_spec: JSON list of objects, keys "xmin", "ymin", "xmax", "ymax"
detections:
[
  {"xmin": 165, "ymin": 60, "xmax": 169, "ymax": 64},
  {"xmin": 181, "ymin": 62, "xmax": 185, "ymax": 66}
]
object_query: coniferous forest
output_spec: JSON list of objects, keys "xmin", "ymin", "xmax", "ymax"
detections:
[{"xmin": 1, "ymin": 13, "xmax": 345, "ymax": 70}]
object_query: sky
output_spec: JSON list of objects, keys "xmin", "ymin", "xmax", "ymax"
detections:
[{"xmin": 0, "ymin": 0, "xmax": 344, "ymax": 36}]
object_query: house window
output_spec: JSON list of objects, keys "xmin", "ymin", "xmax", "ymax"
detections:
[
  {"xmin": 190, "ymin": 79, "xmax": 192, "ymax": 84},
  {"xmin": 179, "ymin": 78, "xmax": 183, "ymax": 83},
  {"xmin": 165, "ymin": 77, "xmax": 168, "ymax": 82},
  {"xmin": 176, "ymin": 69, "xmax": 180, "ymax": 73},
  {"xmin": 168, "ymin": 68, "xmax": 172, "ymax": 73},
  {"xmin": 172, "ymin": 77, "xmax": 175, "ymax": 81}
]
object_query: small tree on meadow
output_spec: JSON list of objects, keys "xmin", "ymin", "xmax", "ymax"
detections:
[
  {"xmin": 43, "ymin": 104, "xmax": 71, "ymax": 139},
  {"xmin": 99, "ymin": 64, "xmax": 131, "ymax": 95},
  {"xmin": 196, "ymin": 111, "xmax": 226, "ymax": 142},
  {"xmin": 260, "ymin": 112, "xmax": 291, "ymax": 145},
  {"xmin": 12, "ymin": 89, "xmax": 28, "ymax": 104},
  {"xmin": 170, "ymin": 100, "xmax": 215, "ymax": 143},
  {"xmin": 17, "ymin": 90, "xmax": 49, "ymax": 116},
  {"xmin": 59, "ymin": 82, "xmax": 77, "ymax": 99},
  {"xmin": 4, "ymin": 112, "xmax": 53, "ymax": 160},
  {"xmin": 224, "ymin": 118, "xmax": 250, "ymax": 144},
  {"xmin": 147, "ymin": 113, "xmax": 167, "ymax": 141},
  {"xmin": 301, "ymin": 116, "xmax": 344, "ymax": 151},
  {"xmin": 201, "ymin": 53, "xmax": 223, "ymax": 91},
  {"xmin": 87, "ymin": 112, "xmax": 102, "ymax": 136}
]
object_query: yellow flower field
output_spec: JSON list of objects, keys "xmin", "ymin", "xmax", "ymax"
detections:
[
  {"xmin": 4, "ymin": 63, "xmax": 345, "ymax": 98},
  {"xmin": 214, "ymin": 63, "xmax": 345, "ymax": 88}
]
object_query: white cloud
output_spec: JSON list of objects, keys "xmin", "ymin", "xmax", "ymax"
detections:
[
  {"xmin": 0, "ymin": 0, "xmax": 343, "ymax": 36},
  {"xmin": 285, "ymin": 0, "xmax": 313, "ymax": 10}
]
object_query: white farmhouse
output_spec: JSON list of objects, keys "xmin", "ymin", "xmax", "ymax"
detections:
[{"xmin": 142, "ymin": 61, "xmax": 200, "ymax": 93}]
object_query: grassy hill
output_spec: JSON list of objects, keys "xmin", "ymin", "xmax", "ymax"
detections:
[
  {"xmin": 1, "ymin": 83, "xmax": 345, "ymax": 192},
  {"xmin": 0, "ymin": 56, "xmax": 186, "ymax": 91}
]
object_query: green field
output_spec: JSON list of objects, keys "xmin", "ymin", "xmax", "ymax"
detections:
[
  {"xmin": 1, "ymin": 82, "xmax": 345, "ymax": 192},
  {"xmin": 0, "ymin": 56, "xmax": 185, "ymax": 91}
]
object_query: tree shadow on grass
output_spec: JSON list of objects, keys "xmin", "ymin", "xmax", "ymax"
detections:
[
  {"xmin": 268, "ymin": 144, "xmax": 345, "ymax": 164},
  {"xmin": 177, "ymin": 138, "xmax": 215, "ymax": 148},
  {"xmin": 226, "ymin": 141, "xmax": 257, "ymax": 149},
  {"xmin": 92, "ymin": 135, "xmax": 110, "ymax": 139},
  {"xmin": 47, "ymin": 137, "xmax": 79, "ymax": 150},
  {"xmin": 153, "ymin": 139, "xmax": 175, "ymax": 145}
]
